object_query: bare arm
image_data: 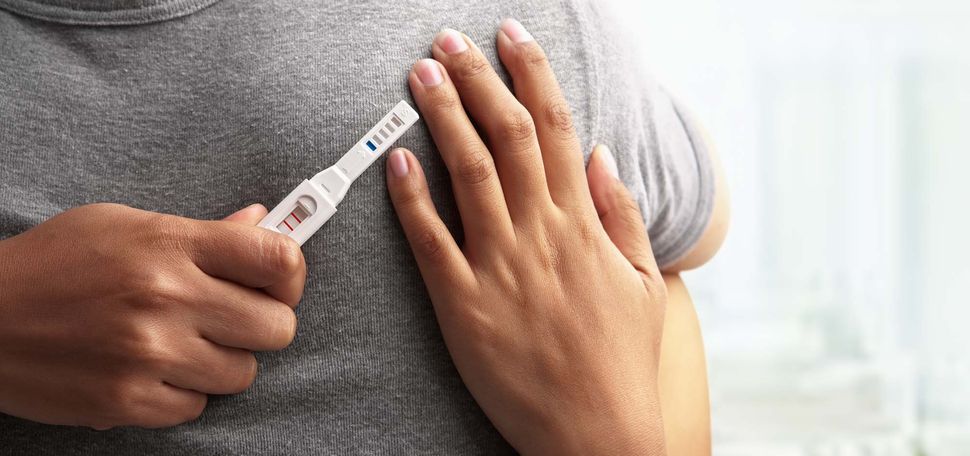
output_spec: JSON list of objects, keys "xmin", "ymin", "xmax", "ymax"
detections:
[
  {"xmin": 657, "ymin": 125, "xmax": 724, "ymax": 454},
  {"xmin": 659, "ymin": 274, "xmax": 712, "ymax": 455}
]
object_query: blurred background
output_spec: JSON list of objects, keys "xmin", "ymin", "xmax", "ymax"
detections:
[{"xmin": 610, "ymin": 0, "xmax": 970, "ymax": 454}]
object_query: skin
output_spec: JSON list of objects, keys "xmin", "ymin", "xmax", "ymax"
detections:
[
  {"xmin": 660, "ymin": 120, "xmax": 731, "ymax": 456},
  {"xmin": 658, "ymin": 274, "xmax": 711, "ymax": 456},
  {"xmin": 657, "ymin": 122, "xmax": 728, "ymax": 455},
  {"xmin": 657, "ymin": 118, "xmax": 729, "ymax": 454},
  {"xmin": 0, "ymin": 203, "xmax": 305, "ymax": 429},
  {"xmin": 389, "ymin": 20, "xmax": 729, "ymax": 455},
  {"xmin": 0, "ymin": 18, "xmax": 725, "ymax": 454},
  {"xmin": 384, "ymin": 19, "xmax": 684, "ymax": 455}
]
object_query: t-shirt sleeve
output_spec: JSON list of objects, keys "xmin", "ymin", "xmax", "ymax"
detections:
[{"xmin": 575, "ymin": 1, "xmax": 717, "ymax": 269}]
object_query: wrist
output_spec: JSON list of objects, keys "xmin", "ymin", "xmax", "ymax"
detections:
[{"xmin": 534, "ymin": 385, "xmax": 666, "ymax": 456}]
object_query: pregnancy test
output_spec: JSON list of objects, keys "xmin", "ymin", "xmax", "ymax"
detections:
[{"xmin": 258, "ymin": 101, "xmax": 419, "ymax": 245}]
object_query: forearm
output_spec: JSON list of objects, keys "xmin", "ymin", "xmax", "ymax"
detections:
[
  {"xmin": 658, "ymin": 274, "xmax": 711, "ymax": 455},
  {"xmin": 530, "ymin": 385, "xmax": 665, "ymax": 456},
  {"xmin": 523, "ymin": 277, "xmax": 706, "ymax": 456}
]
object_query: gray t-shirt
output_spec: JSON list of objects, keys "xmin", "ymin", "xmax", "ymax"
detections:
[{"xmin": 0, "ymin": 0, "xmax": 714, "ymax": 453}]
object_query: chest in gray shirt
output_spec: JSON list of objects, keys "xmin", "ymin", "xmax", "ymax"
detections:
[{"xmin": 0, "ymin": 0, "xmax": 714, "ymax": 453}]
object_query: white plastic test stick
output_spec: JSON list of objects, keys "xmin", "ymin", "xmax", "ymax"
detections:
[{"xmin": 258, "ymin": 101, "xmax": 420, "ymax": 245}]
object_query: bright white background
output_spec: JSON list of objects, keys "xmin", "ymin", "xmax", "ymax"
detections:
[{"xmin": 609, "ymin": 0, "xmax": 970, "ymax": 454}]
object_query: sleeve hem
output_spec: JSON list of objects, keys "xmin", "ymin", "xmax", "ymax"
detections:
[{"xmin": 653, "ymin": 95, "xmax": 717, "ymax": 269}]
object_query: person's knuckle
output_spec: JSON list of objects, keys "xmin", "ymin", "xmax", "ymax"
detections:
[
  {"xmin": 251, "ymin": 306, "xmax": 297, "ymax": 351},
  {"xmin": 124, "ymin": 324, "xmax": 171, "ymax": 369},
  {"xmin": 273, "ymin": 309, "xmax": 299, "ymax": 349},
  {"xmin": 178, "ymin": 394, "xmax": 208, "ymax": 424},
  {"xmin": 139, "ymin": 271, "xmax": 183, "ymax": 307},
  {"xmin": 495, "ymin": 109, "xmax": 536, "ymax": 144},
  {"xmin": 450, "ymin": 54, "xmax": 491, "ymax": 85},
  {"xmin": 455, "ymin": 151, "xmax": 495, "ymax": 187},
  {"xmin": 265, "ymin": 234, "xmax": 304, "ymax": 277},
  {"xmin": 393, "ymin": 175, "xmax": 427, "ymax": 207},
  {"xmin": 123, "ymin": 272, "xmax": 182, "ymax": 314},
  {"xmin": 145, "ymin": 213, "xmax": 195, "ymax": 252},
  {"xmin": 415, "ymin": 223, "xmax": 450, "ymax": 262},
  {"xmin": 424, "ymin": 86, "xmax": 462, "ymax": 113},
  {"xmin": 227, "ymin": 355, "xmax": 259, "ymax": 393},
  {"xmin": 517, "ymin": 43, "xmax": 549, "ymax": 69},
  {"xmin": 542, "ymin": 98, "xmax": 575, "ymax": 135},
  {"xmin": 449, "ymin": 136, "xmax": 493, "ymax": 165},
  {"xmin": 102, "ymin": 378, "xmax": 144, "ymax": 415}
]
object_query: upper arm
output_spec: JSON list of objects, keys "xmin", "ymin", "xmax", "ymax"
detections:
[
  {"xmin": 590, "ymin": 87, "xmax": 728, "ymax": 271},
  {"xmin": 659, "ymin": 273, "xmax": 712, "ymax": 455},
  {"xmin": 574, "ymin": 0, "xmax": 728, "ymax": 271}
]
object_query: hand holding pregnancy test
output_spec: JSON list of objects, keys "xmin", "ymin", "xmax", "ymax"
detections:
[{"xmin": 258, "ymin": 101, "xmax": 419, "ymax": 244}]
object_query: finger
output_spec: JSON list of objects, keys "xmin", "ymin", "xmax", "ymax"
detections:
[
  {"xmin": 496, "ymin": 19, "xmax": 593, "ymax": 212},
  {"xmin": 222, "ymin": 204, "xmax": 268, "ymax": 224},
  {"xmin": 218, "ymin": 204, "xmax": 305, "ymax": 306},
  {"xmin": 133, "ymin": 384, "xmax": 207, "ymax": 429},
  {"xmin": 386, "ymin": 148, "xmax": 475, "ymax": 288},
  {"xmin": 431, "ymin": 28, "xmax": 552, "ymax": 215},
  {"xmin": 164, "ymin": 338, "xmax": 258, "ymax": 395},
  {"xmin": 189, "ymin": 220, "xmax": 306, "ymax": 307},
  {"xmin": 217, "ymin": 204, "xmax": 304, "ymax": 305},
  {"xmin": 194, "ymin": 274, "xmax": 298, "ymax": 352},
  {"xmin": 409, "ymin": 59, "xmax": 514, "ymax": 243},
  {"xmin": 587, "ymin": 145, "xmax": 660, "ymax": 277}
]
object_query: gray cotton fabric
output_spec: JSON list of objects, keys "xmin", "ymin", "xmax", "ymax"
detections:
[{"xmin": 0, "ymin": 0, "xmax": 714, "ymax": 454}]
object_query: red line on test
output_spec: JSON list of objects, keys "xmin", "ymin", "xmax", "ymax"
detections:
[
  {"xmin": 291, "ymin": 211, "xmax": 302, "ymax": 223},
  {"xmin": 283, "ymin": 219, "xmax": 294, "ymax": 231}
]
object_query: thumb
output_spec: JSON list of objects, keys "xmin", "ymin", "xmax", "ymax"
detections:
[
  {"xmin": 587, "ymin": 145, "xmax": 660, "ymax": 278},
  {"xmin": 222, "ymin": 204, "xmax": 269, "ymax": 225}
]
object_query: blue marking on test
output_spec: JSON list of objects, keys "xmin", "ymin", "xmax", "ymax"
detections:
[{"xmin": 366, "ymin": 140, "xmax": 377, "ymax": 151}]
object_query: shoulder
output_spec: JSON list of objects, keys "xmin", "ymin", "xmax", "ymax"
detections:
[{"xmin": 663, "ymin": 123, "xmax": 730, "ymax": 272}]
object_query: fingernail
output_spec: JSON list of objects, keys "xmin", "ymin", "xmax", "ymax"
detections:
[
  {"xmin": 500, "ymin": 18, "xmax": 534, "ymax": 43},
  {"xmin": 435, "ymin": 29, "xmax": 469, "ymax": 54},
  {"xmin": 389, "ymin": 148, "xmax": 410, "ymax": 177},
  {"xmin": 598, "ymin": 145, "xmax": 619, "ymax": 179},
  {"xmin": 414, "ymin": 59, "xmax": 443, "ymax": 86}
]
